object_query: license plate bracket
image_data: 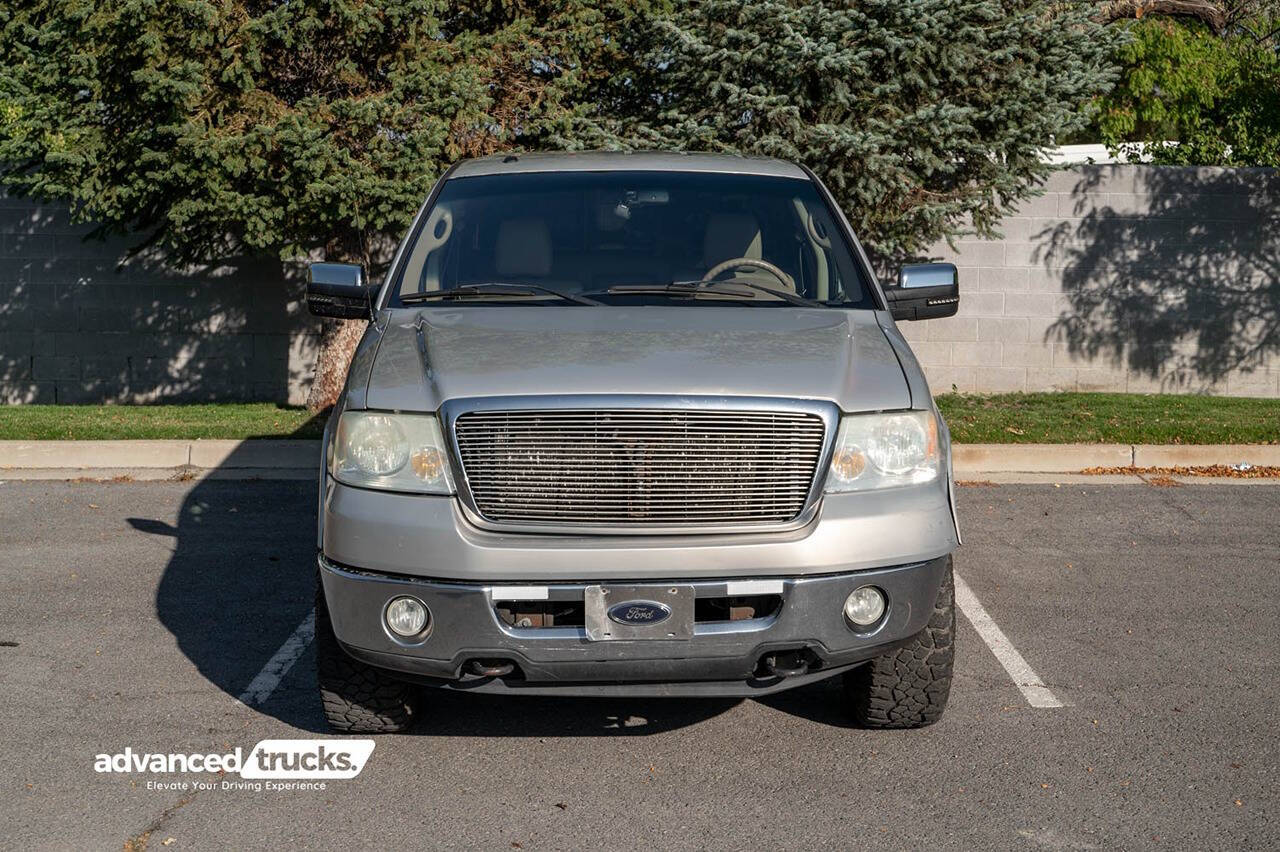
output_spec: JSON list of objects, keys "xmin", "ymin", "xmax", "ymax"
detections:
[{"xmin": 584, "ymin": 584, "xmax": 695, "ymax": 641}]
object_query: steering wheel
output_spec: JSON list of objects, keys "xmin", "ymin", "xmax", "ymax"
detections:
[{"xmin": 702, "ymin": 257, "xmax": 796, "ymax": 292}]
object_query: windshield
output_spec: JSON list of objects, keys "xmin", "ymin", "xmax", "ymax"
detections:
[{"xmin": 387, "ymin": 170, "xmax": 878, "ymax": 308}]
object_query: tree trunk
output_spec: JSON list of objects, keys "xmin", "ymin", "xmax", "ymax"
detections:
[
  {"xmin": 306, "ymin": 227, "xmax": 376, "ymax": 413},
  {"xmin": 306, "ymin": 317, "xmax": 367, "ymax": 413},
  {"xmin": 1092, "ymin": 1, "xmax": 1228, "ymax": 34}
]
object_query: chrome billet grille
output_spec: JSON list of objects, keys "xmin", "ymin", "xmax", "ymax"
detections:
[{"xmin": 453, "ymin": 409, "xmax": 827, "ymax": 527}]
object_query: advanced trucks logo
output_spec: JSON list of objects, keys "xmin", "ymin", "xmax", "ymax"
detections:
[{"xmin": 93, "ymin": 740, "xmax": 375, "ymax": 780}]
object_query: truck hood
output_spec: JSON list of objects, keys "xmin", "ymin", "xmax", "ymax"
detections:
[{"xmin": 360, "ymin": 307, "xmax": 911, "ymax": 412}]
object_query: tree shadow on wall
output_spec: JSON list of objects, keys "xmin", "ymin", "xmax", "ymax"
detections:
[
  {"xmin": 0, "ymin": 198, "xmax": 317, "ymax": 404},
  {"xmin": 1035, "ymin": 167, "xmax": 1279, "ymax": 390}
]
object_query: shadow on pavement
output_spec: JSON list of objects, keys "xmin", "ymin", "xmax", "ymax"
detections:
[
  {"xmin": 755, "ymin": 677, "xmax": 859, "ymax": 729},
  {"xmin": 411, "ymin": 692, "xmax": 741, "ymax": 737},
  {"xmin": 134, "ymin": 476, "xmax": 322, "ymax": 729}
]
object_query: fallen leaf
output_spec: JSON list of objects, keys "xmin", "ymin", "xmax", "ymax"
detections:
[
  {"xmin": 162, "ymin": 839, "xmax": 176, "ymax": 847},
  {"xmin": 1004, "ymin": 426, "xmax": 1025, "ymax": 435}
]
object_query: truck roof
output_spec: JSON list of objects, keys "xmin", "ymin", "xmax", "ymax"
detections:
[{"xmin": 449, "ymin": 150, "xmax": 810, "ymax": 180}]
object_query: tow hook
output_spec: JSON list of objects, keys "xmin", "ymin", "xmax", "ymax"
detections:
[
  {"xmin": 763, "ymin": 651, "xmax": 810, "ymax": 678},
  {"xmin": 467, "ymin": 659, "xmax": 515, "ymax": 678}
]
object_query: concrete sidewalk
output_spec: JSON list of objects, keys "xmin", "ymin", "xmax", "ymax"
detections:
[{"xmin": 0, "ymin": 439, "xmax": 1276, "ymax": 482}]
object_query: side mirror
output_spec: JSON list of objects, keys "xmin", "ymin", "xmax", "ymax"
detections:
[
  {"xmin": 884, "ymin": 263, "xmax": 959, "ymax": 321},
  {"xmin": 307, "ymin": 262, "xmax": 372, "ymax": 319}
]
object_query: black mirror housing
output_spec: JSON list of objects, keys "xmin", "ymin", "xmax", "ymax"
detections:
[
  {"xmin": 307, "ymin": 262, "xmax": 372, "ymax": 319},
  {"xmin": 885, "ymin": 263, "xmax": 959, "ymax": 321}
]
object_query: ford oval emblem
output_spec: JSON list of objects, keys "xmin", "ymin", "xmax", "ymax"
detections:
[{"xmin": 607, "ymin": 600, "xmax": 672, "ymax": 626}]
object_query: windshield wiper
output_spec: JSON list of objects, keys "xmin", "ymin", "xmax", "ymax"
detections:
[
  {"xmin": 675, "ymin": 278, "xmax": 829, "ymax": 308},
  {"xmin": 586, "ymin": 279, "xmax": 828, "ymax": 308},
  {"xmin": 400, "ymin": 283, "xmax": 601, "ymax": 306}
]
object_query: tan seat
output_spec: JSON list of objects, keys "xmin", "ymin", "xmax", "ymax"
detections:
[
  {"xmin": 703, "ymin": 213, "xmax": 763, "ymax": 266},
  {"xmin": 699, "ymin": 213, "xmax": 794, "ymax": 292},
  {"xmin": 493, "ymin": 216, "xmax": 585, "ymax": 291}
]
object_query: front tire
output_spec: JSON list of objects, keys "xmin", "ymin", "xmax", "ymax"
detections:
[
  {"xmin": 843, "ymin": 557, "xmax": 955, "ymax": 729},
  {"xmin": 315, "ymin": 576, "xmax": 420, "ymax": 733}
]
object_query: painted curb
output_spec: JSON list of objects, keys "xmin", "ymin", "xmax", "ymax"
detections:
[
  {"xmin": 951, "ymin": 443, "xmax": 1133, "ymax": 473},
  {"xmin": 188, "ymin": 439, "xmax": 319, "ymax": 469},
  {"xmin": 1131, "ymin": 444, "xmax": 1280, "ymax": 468},
  {"xmin": 0, "ymin": 440, "xmax": 191, "ymax": 469}
]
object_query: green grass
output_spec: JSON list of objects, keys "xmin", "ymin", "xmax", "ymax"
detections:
[
  {"xmin": 0, "ymin": 394, "xmax": 1276, "ymax": 443},
  {"xmin": 0, "ymin": 403, "xmax": 324, "ymax": 440},
  {"xmin": 937, "ymin": 392, "xmax": 1280, "ymax": 445}
]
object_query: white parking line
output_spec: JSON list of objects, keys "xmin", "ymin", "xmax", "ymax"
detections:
[
  {"xmin": 236, "ymin": 612, "xmax": 315, "ymax": 707},
  {"xmin": 953, "ymin": 573, "xmax": 1065, "ymax": 709}
]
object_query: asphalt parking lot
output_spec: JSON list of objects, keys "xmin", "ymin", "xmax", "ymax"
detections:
[{"xmin": 2, "ymin": 478, "xmax": 1277, "ymax": 849}]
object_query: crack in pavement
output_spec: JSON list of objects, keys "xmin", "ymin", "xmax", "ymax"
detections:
[{"xmin": 122, "ymin": 793, "xmax": 195, "ymax": 852}]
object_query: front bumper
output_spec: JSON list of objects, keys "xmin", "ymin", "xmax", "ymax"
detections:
[{"xmin": 319, "ymin": 553, "xmax": 951, "ymax": 697}]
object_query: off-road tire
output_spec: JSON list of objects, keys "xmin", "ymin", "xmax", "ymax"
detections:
[
  {"xmin": 315, "ymin": 576, "xmax": 420, "ymax": 733},
  {"xmin": 843, "ymin": 558, "xmax": 955, "ymax": 729}
]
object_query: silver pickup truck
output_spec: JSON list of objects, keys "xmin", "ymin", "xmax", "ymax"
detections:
[{"xmin": 307, "ymin": 152, "xmax": 962, "ymax": 733}]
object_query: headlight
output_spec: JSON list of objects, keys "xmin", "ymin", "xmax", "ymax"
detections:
[
  {"xmin": 331, "ymin": 411, "xmax": 454, "ymax": 494},
  {"xmin": 824, "ymin": 410, "xmax": 940, "ymax": 492}
]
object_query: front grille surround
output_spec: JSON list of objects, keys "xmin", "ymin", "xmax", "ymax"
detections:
[{"xmin": 444, "ymin": 396, "xmax": 836, "ymax": 534}]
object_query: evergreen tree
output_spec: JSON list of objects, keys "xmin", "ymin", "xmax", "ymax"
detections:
[
  {"xmin": 559, "ymin": 0, "xmax": 1120, "ymax": 262},
  {"xmin": 0, "ymin": 0, "xmax": 650, "ymax": 409}
]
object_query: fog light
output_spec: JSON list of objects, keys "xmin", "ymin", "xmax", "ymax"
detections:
[
  {"xmin": 844, "ymin": 586, "xmax": 886, "ymax": 627},
  {"xmin": 385, "ymin": 596, "xmax": 429, "ymax": 638}
]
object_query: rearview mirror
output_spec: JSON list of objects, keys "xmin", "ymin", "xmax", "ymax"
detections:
[
  {"xmin": 307, "ymin": 263, "xmax": 372, "ymax": 319},
  {"xmin": 884, "ymin": 263, "xmax": 959, "ymax": 321}
]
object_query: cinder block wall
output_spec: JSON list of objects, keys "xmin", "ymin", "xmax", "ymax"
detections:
[
  {"xmin": 0, "ymin": 199, "xmax": 318, "ymax": 404},
  {"xmin": 904, "ymin": 165, "xmax": 1280, "ymax": 397},
  {"xmin": 2, "ymin": 164, "xmax": 1278, "ymax": 403}
]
